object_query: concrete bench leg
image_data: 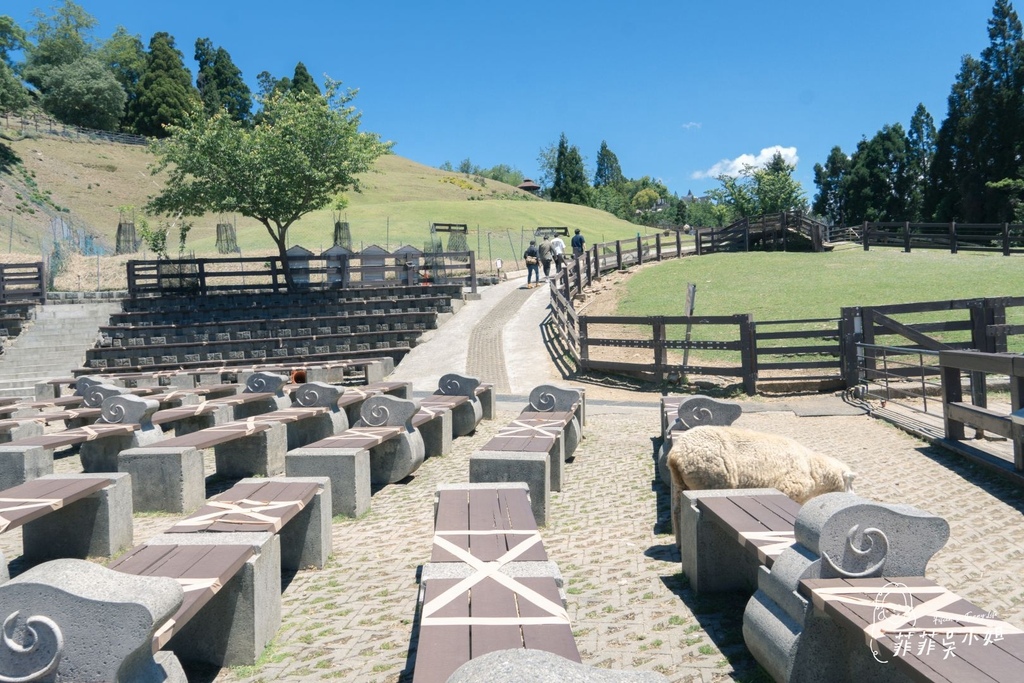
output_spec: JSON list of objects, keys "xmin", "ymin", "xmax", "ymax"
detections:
[
  {"xmin": 369, "ymin": 431, "xmax": 425, "ymax": 484},
  {"xmin": 548, "ymin": 436, "xmax": 565, "ymax": 493},
  {"xmin": 679, "ymin": 488, "xmax": 784, "ymax": 595},
  {"xmin": 286, "ymin": 447, "xmax": 370, "ymax": 518},
  {"xmin": 21, "ymin": 473, "xmax": 134, "ymax": 568},
  {"xmin": 470, "ymin": 451, "xmax": 550, "ymax": 525},
  {"xmin": 171, "ymin": 404, "xmax": 233, "ymax": 436},
  {"xmin": 0, "ymin": 421, "xmax": 42, "ymax": 444},
  {"xmin": 478, "ymin": 387, "xmax": 496, "ymax": 420},
  {"xmin": 450, "ymin": 400, "xmax": 483, "ymax": 437},
  {"xmin": 119, "ymin": 446, "xmax": 206, "ymax": 513},
  {"xmin": 148, "ymin": 532, "xmax": 281, "ymax": 668},
  {"xmin": 0, "ymin": 444, "xmax": 53, "ymax": 491},
  {"xmin": 215, "ymin": 423, "xmax": 287, "ymax": 478},
  {"xmin": 238, "ymin": 476, "xmax": 332, "ymax": 570},
  {"xmin": 421, "ymin": 411, "xmax": 453, "ymax": 458},
  {"xmin": 80, "ymin": 426, "xmax": 165, "ymax": 473}
]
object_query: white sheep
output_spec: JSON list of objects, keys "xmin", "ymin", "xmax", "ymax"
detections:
[{"xmin": 668, "ymin": 425, "xmax": 855, "ymax": 504}]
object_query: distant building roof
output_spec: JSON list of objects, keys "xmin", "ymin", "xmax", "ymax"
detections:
[{"xmin": 518, "ymin": 178, "xmax": 541, "ymax": 192}]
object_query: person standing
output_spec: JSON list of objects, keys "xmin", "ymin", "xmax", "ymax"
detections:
[
  {"xmin": 538, "ymin": 235, "xmax": 553, "ymax": 279},
  {"xmin": 551, "ymin": 234, "xmax": 566, "ymax": 272},
  {"xmin": 571, "ymin": 228, "xmax": 586, "ymax": 256},
  {"xmin": 524, "ymin": 240, "xmax": 540, "ymax": 288}
]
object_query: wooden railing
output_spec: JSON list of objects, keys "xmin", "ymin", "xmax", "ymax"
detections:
[
  {"xmin": 127, "ymin": 252, "xmax": 478, "ymax": 296},
  {"xmin": 0, "ymin": 262, "xmax": 45, "ymax": 304},
  {"xmin": 940, "ymin": 349, "xmax": 1024, "ymax": 473},
  {"xmin": 695, "ymin": 212, "xmax": 833, "ymax": 255},
  {"xmin": 861, "ymin": 221, "xmax": 1024, "ymax": 255}
]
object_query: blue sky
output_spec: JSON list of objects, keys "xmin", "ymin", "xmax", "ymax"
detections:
[{"xmin": 4, "ymin": 1, "xmax": 999, "ymax": 198}]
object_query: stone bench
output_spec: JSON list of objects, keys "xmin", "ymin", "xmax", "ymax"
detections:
[
  {"xmin": 286, "ymin": 394, "xmax": 426, "ymax": 517},
  {"xmin": 418, "ymin": 373, "xmax": 489, "ymax": 436},
  {"xmin": 163, "ymin": 476, "xmax": 331, "ymax": 571},
  {"xmin": 798, "ymin": 576, "xmax": 1024, "ymax": 683},
  {"xmin": 109, "ymin": 530, "xmax": 281, "ymax": 668},
  {"xmin": 742, "ymin": 492, "xmax": 952, "ymax": 682},
  {"xmin": 121, "ymin": 380, "xmax": 348, "ymax": 512},
  {"xmin": 657, "ymin": 395, "xmax": 742, "ymax": 486},
  {"xmin": 413, "ymin": 483, "xmax": 579, "ymax": 683},
  {"xmin": 0, "ymin": 473, "xmax": 133, "ymax": 581},
  {"xmin": 469, "ymin": 385, "xmax": 586, "ymax": 525},
  {"xmin": 678, "ymin": 488, "xmax": 800, "ymax": 594}
]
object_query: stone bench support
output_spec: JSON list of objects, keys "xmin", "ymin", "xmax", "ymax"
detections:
[
  {"xmin": 119, "ymin": 445, "xmax": 205, "ymax": 513},
  {"xmin": 469, "ymin": 451, "xmax": 550, "ymax": 525},
  {"xmin": 286, "ymin": 446, "xmax": 370, "ymax": 518}
]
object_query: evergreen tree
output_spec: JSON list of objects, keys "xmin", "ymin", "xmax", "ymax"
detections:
[
  {"xmin": 130, "ymin": 32, "xmax": 198, "ymax": 137},
  {"xmin": 0, "ymin": 15, "xmax": 29, "ymax": 112},
  {"xmin": 21, "ymin": 0, "xmax": 96, "ymax": 91},
  {"xmin": 927, "ymin": 56, "xmax": 983, "ymax": 221},
  {"xmin": 98, "ymin": 27, "xmax": 145, "ymax": 129},
  {"xmin": 195, "ymin": 38, "xmax": 251, "ymax": 122},
  {"xmin": 844, "ymin": 124, "xmax": 909, "ymax": 223},
  {"xmin": 593, "ymin": 140, "xmax": 624, "ymax": 187},
  {"xmin": 905, "ymin": 104, "xmax": 937, "ymax": 221},
  {"xmin": 550, "ymin": 133, "xmax": 591, "ymax": 205},
  {"xmin": 812, "ymin": 146, "xmax": 850, "ymax": 225},
  {"xmin": 290, "ymin": 62, "xmax": 320, "ymax": 97}
]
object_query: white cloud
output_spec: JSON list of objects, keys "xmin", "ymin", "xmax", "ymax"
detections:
[
  {"xmin": 691, "ymin": 145, "xmax": 799, "ymax": 179},
  {"xmin": 681, "ymin": 121, "xmax": 702, "ymax": 130}
]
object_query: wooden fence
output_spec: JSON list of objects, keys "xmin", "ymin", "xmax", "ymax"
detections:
[
  {"xmin": 860, "ymin": 221, "xmax": 1024, "ymax": 255},
  {"xmin": 0, "ymin": 262, "xmax": 45, "ymax": 304},
  {"xmin": 695, "ymin": 212, "xmax": 834, "ymax": 255},
  {"xmin": 126, "ymin": 252, "xmax": 477, "ymax": 296},
  {"xmin": 1, "ymin": 112, "xmax": 148, "ymax": 146}
]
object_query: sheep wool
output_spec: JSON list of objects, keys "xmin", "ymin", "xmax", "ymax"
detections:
[{"xmin": 668, "ymin": 425, "xmax": 854, "ymax": 504}]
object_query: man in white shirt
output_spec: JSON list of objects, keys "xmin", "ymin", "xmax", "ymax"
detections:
[{"xmin": 551, "ymin": 234, "xmax": 566, "ymax": 273}]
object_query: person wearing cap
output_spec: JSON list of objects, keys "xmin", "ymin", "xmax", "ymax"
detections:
[{"xmin": 523, "ymin": 240, "xmax": 540, "ymax": 288}]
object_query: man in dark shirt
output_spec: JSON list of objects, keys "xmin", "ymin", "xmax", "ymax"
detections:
[
  {"xmin": 538, "ymin": 235, "xmax": 553, "ymax": 278},
  {"xmin": 571, "ymin": 228, "xmax": 586, "ymax": 256}
]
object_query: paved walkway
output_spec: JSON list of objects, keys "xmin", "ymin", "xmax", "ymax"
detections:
[{"xmin": 6, "ymin": 273, "xmax": 1024, "ymax": 683}]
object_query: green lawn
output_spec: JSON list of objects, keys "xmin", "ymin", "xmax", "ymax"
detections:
[{"xmin": 595, "ymin": 247, "xmax": 1024, "ymax": 368}]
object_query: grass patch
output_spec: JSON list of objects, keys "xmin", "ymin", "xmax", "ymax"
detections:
[{"xmin": 230, "ymin": 640, "xmax": 288, "ymax": 677}]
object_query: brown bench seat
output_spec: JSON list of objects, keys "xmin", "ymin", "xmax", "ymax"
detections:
[
  {"xmin": 696, "ymin": 493, "xmax": 800, "ymax": 568},
  {"xmin": 0, "ymin": 473, "xmax": 133, "ymax": 580},
  {"xmin": 164, "ymin": 476, "xmax": 331, "ymax": 571},
  {"xmin": 413, "ymin": 484, "xmax": 579, "ymax": 683},
  {"xmin": 799, "ymin": 576, "xmax": 1024, "ymax": 682}
]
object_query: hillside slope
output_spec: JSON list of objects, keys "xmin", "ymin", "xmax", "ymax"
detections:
[{"xmin": 1, "ymin": 130, "xmax": 649, "ymax": 259}]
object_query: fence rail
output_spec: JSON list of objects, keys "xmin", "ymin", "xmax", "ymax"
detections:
[
  {"xmin": 126, "ymin": 252, "xmax": 477, "ymax": 296},
  {"xmin": 0, "ymin": 262, "xmax": 45, "ymax": 304},
  {"xmin": 1, "ymin": 112, "xmax": 148, "ymax": 146},
  {"xmin": 861, "ymin": 221, "xmax": 1024, "ymax": 255}
]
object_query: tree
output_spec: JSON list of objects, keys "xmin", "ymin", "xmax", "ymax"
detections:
[
  {"xmin": 535, "ymin": 142, "xmax": 557, "ymax": 193},
  {"xmin": 844, "ymin": 124, "xmax": 909, "ymax": 223},
  {"xmin": 41, "ymin": 55, "xmax": 125, "ymax": 130},
  {"xmin": 927, "ymin": 56, "xmax": 983, "ymax": 221},
  {"xmin": 21, "ymin": 0, "xmax": 96, "ymax": 91},
  {"xmin": 147, "ymin": 82, "xmax": 392, "ymax": 290},
  {"xmin": 130, "ymin": 32, "xmax": 198, "ymax": 137},
  {"xmin": 904, "ymin": 104, "xmax": 937, "ymax": 221},
  {"xmin": 290, "ymin": 62, "xmax": 320, "ymax": 97},
  {"xmin": 195, "ymin": 38, "xmax": 251, "ymax": 122},
  {"xmin": 709, "ymin": 152, "xmax": 806, "ymax": 218},
  {"xmin": 593, "ymin": 140, "xmax": 624, "ymax": 187},
  {"xmin": 0, "ymin": 16, "xmax": 29, "ymax": 112},
  {"xmin": 812, "ymin": 146, "xmax": 850, "ymax": 225},
  {"xmin": 98, "ymin": 27, "xmax": 146, "ymax": 128},
  {"xmin": 550, "ymin": 133, "xmax": 591, "ymax": 205}
]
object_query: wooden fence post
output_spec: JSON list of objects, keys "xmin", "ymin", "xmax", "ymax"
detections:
[
  {"xmin": 950, "ymin": 221, "xmax": 957, "ymax": 254},
  {"xmin": 653, "ymin": 316, "xmax": 666, "ymax": 384},
  {"xmin": 656, "ymin": 233, "xmax": 662, "ymax": 261},
  {"xmin": 840, "ymin": 306, "xmax": 863, "ymax": 390},
  {"xmin": 615, "ymin": 240, "xmax": 623, "ymax": 270},
  {"xmin": 904, "ymin": 221, "xmax": 911, "ymax": 253},
  {"xmin": 675, "ymin": 229, "xmax": 682, "ymax": 258},
  {"xmin": 561, "ymin": 266, "xmax": 570, "ymax": 302},
  {"xmin": 197, "ymin": 260, "xmax": 208, "ymax": 297},
  {"xmin": 940, "ymin": 361, "xmax": 966, "ymax": 441},
  {"xmin": 739, "ymin": 314, "xmax": 757, "ymax": 396},
  {"xmin": 636, "ymin": 235, "xmax": 643, "ymax": 266},
  {"xmin": 578, "ymin": 316, "xmax": 590, "ymax": 370},
  {"xmin": 1003, "ymin": 223, "xmax": 1011, "ymax": 256},
  {"xmin": 575, "ymin": 256, "xmax": 583, "ymax": 294},
  {"xmin": 468, "ymin": 251, "xmax": 477, "ymax": 294},
  {"xmin": 863, "ymin": 222, "xmax": 870, "ymax": 250}
]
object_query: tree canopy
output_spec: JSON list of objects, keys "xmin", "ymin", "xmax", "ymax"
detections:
[
  {"xmin": 195, "ymin": 38, "xmax": 251, "ymax": 122},
  {"xmin": 146, "ymin": 82, "xmax": 392, "ymax": 289},
  {"xmin": 129, "ymin": 32, "xmax": 197, "ymax": 137},
  {"xmin": 709, "ymin": 152, "xmax": 806, "ymax": 218},
  {"xmin": 550, "ymin": 133, "xmax": 591, "ymax": 205},
  {"xmin": 40, "ymin": 55, "xmax": 125, "ymax": 130}
]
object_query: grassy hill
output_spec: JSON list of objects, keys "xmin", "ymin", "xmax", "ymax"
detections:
[{"xmin": 0, "ymin": 129, "xmax": 647, "ymax": 263}]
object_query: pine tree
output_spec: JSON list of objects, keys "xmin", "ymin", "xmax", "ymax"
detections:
[
  {"xmin": 927, "ymin": 57, "xmax": 983, "ymax": 221},
  {"xmin": 593, "ymin": 140, "xmax": 624, "ymax": 187},
  {"xmin": 812, "ymin": 146, "xmax": 850, "ymax": 225},
  {"xmin": 290, "ymin": 62, "xmax": 320, "ymax": 97},
  {"xmin": 844, "ymin": 124, "xmax": 909, "ymax": 223},
  {"xmin": 195, "ymin": 38, "xmax": 251, "ymax": 122},
  {"xmin": 905, "ymin": 104, "xmax": 937, "ymax": 221},
  {"xmin": 130, "ymin": 32, "xmax": 198, "ymax": 137},
  {"xmin": 550, "ymin": 133, "xmax": 591, "ymax": 205}
]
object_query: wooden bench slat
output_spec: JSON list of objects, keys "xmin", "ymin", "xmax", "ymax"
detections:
[
  {"xmin": 165, "ymin": 480, "xmax": 319, "ymax": 534},
  {"xmin": 432, "ymin": 490, "xmax": 469, "ymax": 562},
  {"xmin": 413, "ymin": 578, "xmax": 470, "ymax": 683},
  {"xmin": 698, "ymin": 495, "xmax": 797, "ymax": 567},
  {"xmin": 517, "ymin": 576, "xmax": 581, "ymax": 662},
  {"xmin": 498, "ymin": 489, "xmax": 546, "ymax": 562},
  {"xmin": 728, "ymin": 495, "xmax": 799, "ymax": 531},
  {"xmin": 468, "ymin": 489, "xmax": 505, "ymax": 562},
  {"xmin": 470, "ymin": 576, "xmax": 526, "ymax": 657}
]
